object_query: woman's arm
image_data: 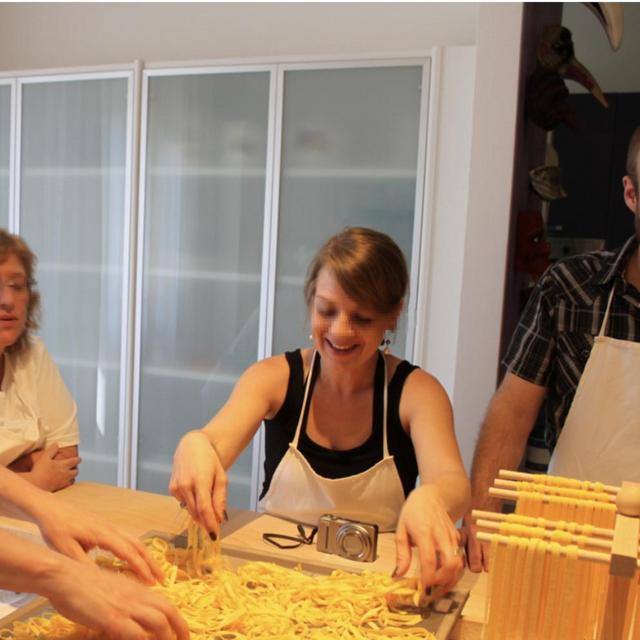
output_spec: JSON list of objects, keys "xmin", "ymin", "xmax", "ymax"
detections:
[
  {"xmin": 396, "ymin": 369, "xmax": 471, "ymax": 590},
  {"xmin": 0, "ymin": 465, "xmax": 163, "ymax": 586},
  {"xmin": 170, "ymin": 355, "xmax": 289, "ymax": 534},
  {"xmin": 8, "ymin": 341, "xmax": 81, "ymax": 491},
  {"xmin": 0, "ymin": 530, "xmax": 189, "ymax": 640}
]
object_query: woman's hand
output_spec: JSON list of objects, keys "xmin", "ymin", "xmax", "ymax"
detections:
[
  {"xmin": 394, "ymin": 485, "xmax": 464, "ymax": 593},
  {"xmin": 169, "ymin": 430, "xmax": 227, "ymax": 536},
  {"xmin": 40, "ymin": 556, "xmax": 189, "ymax": 640},
  {"xmin": 32, "ymin": 496, "xmax": 165, "ymax": 586},
  {"xmin": 28, "ymin": 444, "xmax": 80, "ymax": 491}
]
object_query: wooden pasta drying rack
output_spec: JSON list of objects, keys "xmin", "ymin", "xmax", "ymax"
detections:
[{"xmin": 473, "ymin": 470, "xmax": 640, "ymax": 640}]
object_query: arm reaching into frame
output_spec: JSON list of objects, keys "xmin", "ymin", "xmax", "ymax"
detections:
[
  {"xmin": 0, "ymin": 465, "xmax": 163, "ymax": 586},
  {"xmin": 0, "ymin": 529, "xmax": 189, "ymax": 640},
  {"xmin": 460, "ymin": 373, "xmax": 546, "ymax": 572}
]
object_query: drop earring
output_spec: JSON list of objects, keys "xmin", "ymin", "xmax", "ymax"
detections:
[{"xmin": 381, "ymin": 334, "xmax": 391, "ymax": 355}]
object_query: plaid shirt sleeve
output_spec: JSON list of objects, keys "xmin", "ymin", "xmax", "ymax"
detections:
[{"xmin": 502, "ymin": 268, "xmax": 558, "ymax": 386}]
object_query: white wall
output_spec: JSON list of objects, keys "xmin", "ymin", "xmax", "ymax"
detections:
[
  {"xmin": 449, "ymin": 3, "xmax": 523, "ymax": 473},
  {"xmin": 0, "ymin": 2, "xmax": 478, "ymax": 70},
  {"xmin": 418, "ymin": 45, "xmax": 475, "ymax": 396}
]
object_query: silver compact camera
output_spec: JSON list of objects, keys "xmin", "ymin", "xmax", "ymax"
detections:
[{"xmin": 316, "ymin": 514, "xmax": 378, "ymax": 562}]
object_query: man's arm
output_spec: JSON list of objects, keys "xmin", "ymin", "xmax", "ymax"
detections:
[{"xmin": 463, "ymin": 372, "xmax": 546, "ymax": 571}]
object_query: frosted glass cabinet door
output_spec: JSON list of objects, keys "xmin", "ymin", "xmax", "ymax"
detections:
[
  {"xmin": 137, "ymin": 72, "xmax": 270, "ymax": 505},
  {"xmin": 0, "ymin": 85, "xmax": 10, "ymax": 228},
  {"xmin": 19, "ymin": 77, "xmax": 130, "ymax": 484},
  {"xmin": 273, "ymin": 66, "xmax": 424, "ymax": 355}
]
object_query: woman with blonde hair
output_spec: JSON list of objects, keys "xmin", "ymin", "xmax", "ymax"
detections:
[
  {"xmin": 0, "ymin": 229, "xmax": 79, "ymax": 490},
  {"xmin": 171, "ymin": 227, "xmax": 470, "ymax": 590}
]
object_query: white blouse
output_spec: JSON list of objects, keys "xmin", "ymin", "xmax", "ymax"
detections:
[{"xmin": 0, "ymin": 338, "xmax": 79, "ymax": 466}]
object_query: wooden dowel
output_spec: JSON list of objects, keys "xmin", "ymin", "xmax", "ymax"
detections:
[
  {"xmin": 475, "ymin": 519, "xmax": 616, "ymax": 551},
  {"xmin": 489, "ymin": 487, "xmax": 530, "ymax": 501},
  {"xmin": 493, "ymin": 478, "xmax": 617, "ymax": 503},
  {"xmin": 476, "ymin": 532, "xmax": 631, "ymax": 567},
  {"xmin": 497, "ymin": 469, "xmax": 619, "ymax": 495},
  {"xmin": 471, "ymin": 509, "xmax": 615, "ymax": 539}
]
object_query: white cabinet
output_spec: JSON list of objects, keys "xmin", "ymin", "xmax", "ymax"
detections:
[
  {"xmin": 1, "ymin": 57, "xmax": 430, "ymax": 509},
  {"xmin": 272, "ymin": 64, "xmax": 425, "ymax": 355},
  {"xmin": 135, "ymin": 70, "xmax": 272, "ymax": 505},
  {"xmin": 13, "ymin": 73, "xmax": 133, "ymax": 484}
]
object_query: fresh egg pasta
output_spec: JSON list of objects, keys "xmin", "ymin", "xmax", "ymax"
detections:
[{"xmin": 3, "ymin": 520, "xmax": 437, "ymax": 640}]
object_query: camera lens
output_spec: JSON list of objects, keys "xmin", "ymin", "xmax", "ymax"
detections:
[{"xmin": 335, "ymin": 524, "xmax": 372, "ymax": 561}]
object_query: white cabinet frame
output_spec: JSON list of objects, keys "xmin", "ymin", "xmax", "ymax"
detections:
[{"xmin": 9, "ymin": 69, "xmax": 136, "ymax": 486}]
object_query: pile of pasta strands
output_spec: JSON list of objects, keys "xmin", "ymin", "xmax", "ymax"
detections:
[{"xmin": 5, "ymin": 521, "xmax": 436, "ymax": 640}]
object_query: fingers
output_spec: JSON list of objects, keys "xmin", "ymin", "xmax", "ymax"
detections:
[
  {"xmin": 100, "ymin": 616, "xmax": 150, "ymax": 640},
  {"xmin": 113, "ymin": 599, "xmax": 189, "ymax": 640},
  {"xmin": 55, "ymin": 536, "xmax": 93, "ymax": 565},
  {"xmin": 393, "ymin": 524, "xmax": 413, "ymax": 579},
  {"xmin": 151, "ymin": 599, "xmax": 191, "ymax": 640},
  {"xmin": 131, "ymin": 604, "xmax": 182, "ymax": 640},
  {"xmin": 56, "ymin": 462, "xmax": 80, "ymax": 491},
  {"xmin": 195, "ymin": 483, "xmax": 220, "ymax": 535},
  {"xmin": 210, "ymin": 471, "xmax": 227, "ymax": 525},
  {"xmin": 169, "ymin": 473, "xmax": 220, "ymax": 535},
  {"xmin": 432, "ymin": 545, "xmax": 464, "ymax": 593},
  {"xmin": 170, "ymin": 474, "xmax": 204, "ymax": 530},
  {"xmin": 131, "ymin": 537, "xmax": 165, "ymax": 583},
  {"xmin": 413, "ymin": 537, "xmax": 438, "ymax": 591},
  {"xmin": 44, "ymin": 443, "xmax": 60, "ymax": 459},
  {"xmin": 60, "ymin": 456, "xmax": 82, "ymax": 468},
  {"xmin": 464, "ymin": 524, "xmax": 485, "ymax": 573},
  {"xmin": 98, "ymin": 531, "xmax": 161, "ymax": 586},
  {"xmin": 481, "ymin": 539, "xmax": 491, "ymax": 571}
]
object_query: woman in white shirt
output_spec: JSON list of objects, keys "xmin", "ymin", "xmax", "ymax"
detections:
[{"xmin": 0, "ymin": 229, "xmax": 79, "ymax": 491}]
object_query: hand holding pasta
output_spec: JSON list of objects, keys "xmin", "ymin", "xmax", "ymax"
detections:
[
  {"xmin": 169, "ymin": 430, "xmax": 227, "ymax": 535},
  {"xmin": 395, "ymin": 485, "xmax": 464, "ymax": 592},
  {"xmin": 32, "ymin": 494, "xmax": 165, "ymax": 586},
  {"xmin": 39, "ymin": 555, "xmax": 189, "ymax": 640}
]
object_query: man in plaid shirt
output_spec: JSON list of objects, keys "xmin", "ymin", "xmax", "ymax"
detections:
[{"xmin": 464, "ymin": 126, "xmax": 640, "ymax": 572}]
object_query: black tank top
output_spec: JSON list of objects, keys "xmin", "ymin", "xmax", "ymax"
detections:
[{"xmin": 260, "ymin": 350, "xmax": 419, "ymax": 500}]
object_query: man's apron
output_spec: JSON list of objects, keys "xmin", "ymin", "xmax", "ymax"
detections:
[{"xmin": 548, "ymin": 285, "xmax": 640, "ymax": 485}]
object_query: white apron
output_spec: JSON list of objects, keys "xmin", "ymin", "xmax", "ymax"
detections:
[
  {"xmin": 258, "ymin": 351, "xmax": 406, "ymax": 531},
  {"xmin": 548, "ymin": 285, "xmax": 640, "ymax": 485}
]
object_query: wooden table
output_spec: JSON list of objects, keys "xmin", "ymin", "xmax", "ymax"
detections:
[{"xmin": 0, "ymin": 482, "xmax": 485, "ymax": 639}]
